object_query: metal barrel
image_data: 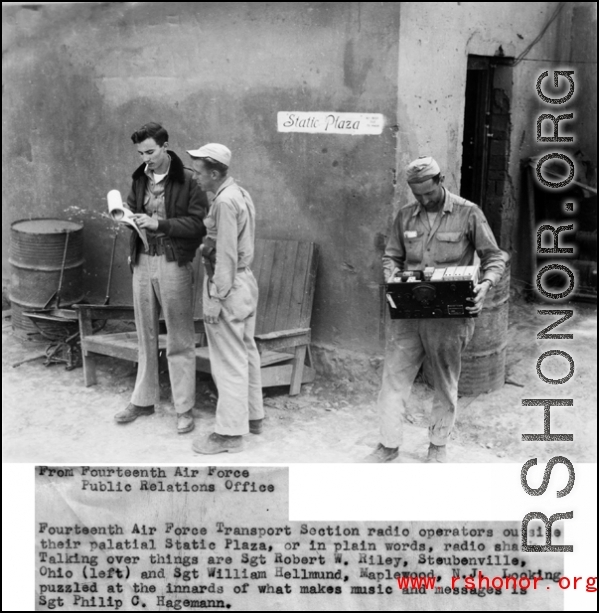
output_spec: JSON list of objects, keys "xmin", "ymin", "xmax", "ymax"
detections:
[
  {"xmin": 9, "ymin": 219, "xmax": 84, "ymax": 338},
  {"xmin": 458, "ymin": 251, "xmax": 511, "ymax": 395}
]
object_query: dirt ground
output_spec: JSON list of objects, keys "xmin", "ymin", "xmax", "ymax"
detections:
[{"xmin": 2, "ymin": 295, "xmax": 596, "ymax": 464}]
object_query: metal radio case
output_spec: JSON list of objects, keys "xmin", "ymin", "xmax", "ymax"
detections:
[{"xmin": 384, "ymin": 272, "xmax": 477, "ymax": 319}]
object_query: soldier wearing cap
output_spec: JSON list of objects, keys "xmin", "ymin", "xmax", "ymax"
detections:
[
  {"xmin": 366, "ymin": 156, "xmax": 505, "ymax": 463},
  {"xmin": 187, "ymin": 143, "xmax": 265, "ymax": 454}
]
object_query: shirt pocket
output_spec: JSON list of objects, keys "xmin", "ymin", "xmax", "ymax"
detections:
[
  {"xmin": 435, "ymin": 231, "xmax": 464, "ymax": 263},
  {"xmin": 404, "ymin": 232, "xmax": 424, "ymax": 263}
]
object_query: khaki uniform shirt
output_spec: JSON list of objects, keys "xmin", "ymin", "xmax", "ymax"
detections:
[
  {"xmin": 143, "ymin": 157, "xmax": 170, "ymax": 238},
  {"xmin": 204, "ymin": 176, "xmax": 256, "ymax": 300},
  {"xmin": 383, "ymin": 188, "xmax": 505, "ymax": 285}
]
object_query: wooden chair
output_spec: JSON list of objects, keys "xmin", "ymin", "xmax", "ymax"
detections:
[
  {"xmin": 195, "ymin": 238, "xmax": 319, "ymax": 395},
  {"xmin": 75, "ymin": 238, "xmax": 319, "ymax": 396}
]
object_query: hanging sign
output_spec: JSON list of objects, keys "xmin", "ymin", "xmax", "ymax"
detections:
[{"xmin": 277, "ymin": 111, "xmax": 385, "ymax": 135}]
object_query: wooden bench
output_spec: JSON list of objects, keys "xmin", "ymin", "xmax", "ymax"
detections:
[
  {"xmin": 76, "ymin": 238, "xmax": 319, "ymax": 396},
  {"xmin": 74, "ymin": 305, "xmax": 205, "ymax": 386}
]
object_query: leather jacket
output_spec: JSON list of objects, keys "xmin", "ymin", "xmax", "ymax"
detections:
[{"xmin": 126, "ymin": 150, "xmax": 209, "ymax": 266}]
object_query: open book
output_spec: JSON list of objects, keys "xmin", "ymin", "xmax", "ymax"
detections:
[{"xmin": 107, "ymin": 190, "xmax": 149, "ymax": 251}]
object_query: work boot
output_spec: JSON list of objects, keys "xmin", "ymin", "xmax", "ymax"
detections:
[
  {"xmin": 177, "ymin": 410, "xmax": 195, "ymax": 435},
  {"xmin": 114, "ymin": 403, "xmax": 154, "ymax": 424},
  {"xmin": 364, "ymin": 443, "xmax": 399, "ymax": 463},
  {"xmin": 249, "ymin": 419, "xmax": 264, "ymax": 434},
  {"xmin": 426, "ymin": 443, "xmax": 447, "ymax": 463},
  {"xmin": 192, "ymin": 432, "xmax": 244, "ymax": 454}
]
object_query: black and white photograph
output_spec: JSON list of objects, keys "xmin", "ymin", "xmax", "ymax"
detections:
[{"xmin": 2, "ymin": 1, "xmax": 597, "ymax": 611}]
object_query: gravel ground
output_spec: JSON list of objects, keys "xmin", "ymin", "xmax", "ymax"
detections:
[{"xmin": 2, "ymin": 296, "xmax": 596, "ymax": 464}]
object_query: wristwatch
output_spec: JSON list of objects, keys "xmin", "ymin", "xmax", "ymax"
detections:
[{"xmin": 480, "ymin": 278, "xmax": 493, "ymax": 288}]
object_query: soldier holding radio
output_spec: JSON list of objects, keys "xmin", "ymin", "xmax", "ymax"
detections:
[{"xmin": 366, "ymin": 156, "xmax": 505, "ymax": 463}]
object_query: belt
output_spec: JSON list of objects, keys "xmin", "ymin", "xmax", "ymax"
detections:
[
  {"xmin": 145, "ymin": 236, "xmax": 170, "ymax": 257},
  {"xmin": 205, "ymin": 265, "xmax": 249, "ymax": 271}
]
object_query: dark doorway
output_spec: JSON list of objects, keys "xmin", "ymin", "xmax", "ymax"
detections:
[
  {"xmin": 460, "ymin": 56, "xmax": 493, "ymax": 207},
  {"xmin": 460, "ymin": 55, "xmax": 512, "ymax": 247}
]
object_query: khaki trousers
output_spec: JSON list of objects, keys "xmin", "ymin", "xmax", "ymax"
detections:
[
  {"xmin": 377, "ymin": 318, "xmax": 475, "ymax": 447},
  {"xmin": 205, "ymin": 269, "xmax": 265, "ymax": 435},
  {"xmin": 131, "ymin": 254, "xmax": 196, "ymax": 413}
]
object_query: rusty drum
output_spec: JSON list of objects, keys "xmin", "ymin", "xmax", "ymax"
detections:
[
  {"xmin": 458, "ymin": 251, "xmax": 511, "ymax": 395},
  {"xmin": 9, "ymin": 219, "xmax": 84, "ymax": 338}
]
